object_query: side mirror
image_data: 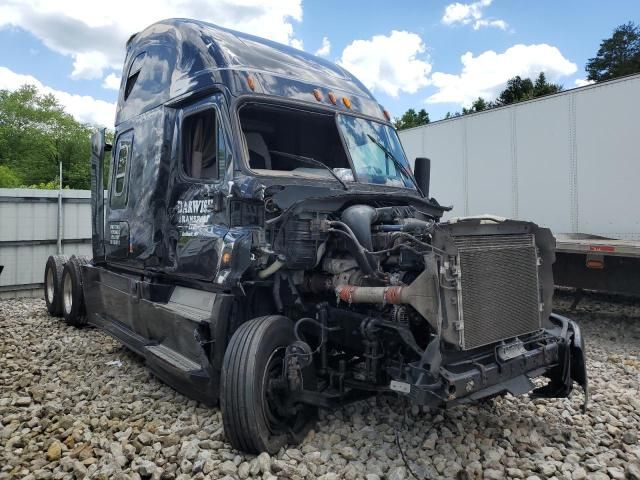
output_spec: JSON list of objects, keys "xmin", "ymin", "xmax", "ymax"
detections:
[{"xmin": 413, "ymin": 157, "xmax": 431, "ymax": 198}]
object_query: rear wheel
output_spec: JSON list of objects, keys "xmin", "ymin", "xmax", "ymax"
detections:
[
  {"xmin": 221, "ymin": 315, "xmax": 317, "ymax": 453},
  {"xmin": 44, "ymin": 255, "xmax": 69, "ymax": 316},
  {"xmin": 61, "ymin": 256, "xmax": 90, "ymax": 327}
]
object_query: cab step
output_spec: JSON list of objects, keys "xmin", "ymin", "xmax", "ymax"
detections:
[
  {"xmin": 159, "ymin": 286, "xmax": 216, "ymax": 322},
  {"xmin": 145, "ymin": 344, "xmax": 201, "ymax": 372}
]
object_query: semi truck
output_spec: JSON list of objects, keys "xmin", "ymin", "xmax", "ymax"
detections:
[
  {"xmin": 42, "ymin": 18, "xmax": 587, "ymax": 454},
  {"xmin": 399, "ymin": 73, "xmax": 640, "ymax": 298}
]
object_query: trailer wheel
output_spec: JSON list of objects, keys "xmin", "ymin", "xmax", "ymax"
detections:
[
  {"xmin": 44, "ymin": 255, "xmax": 69, "ymax": 316},
  {"xmin": 61, "ymin": 256, "xmax": 90, "ymax": 327},
  {"xmin": 221, "ymin": 315, "xmax": 317, "ymax": 453}
]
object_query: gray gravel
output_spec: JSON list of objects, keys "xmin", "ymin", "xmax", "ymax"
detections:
[{"xmin": 1, "ymin": 293, "xmax": 639, "ymax": 480}]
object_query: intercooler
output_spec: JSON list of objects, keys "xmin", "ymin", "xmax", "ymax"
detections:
[{"xmin": 454, "ymin": 233, "xmax": 542, "ymax": 350}]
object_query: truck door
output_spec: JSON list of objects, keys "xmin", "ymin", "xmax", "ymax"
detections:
[
  {"xmin": 168, "ymin": 95, "xmax": 231, "ymax": 281},
  {"xmin": 105, "ymin": 129, "xmax": 134, "ymax": 262}
]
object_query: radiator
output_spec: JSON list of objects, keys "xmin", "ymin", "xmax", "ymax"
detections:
[{"xmin": 454, "ymin": 233, "xmax": 542, "ymax": 350}]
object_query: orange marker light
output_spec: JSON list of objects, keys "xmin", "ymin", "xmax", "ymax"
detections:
[
  {"xmin": 313, "ymin": 89, "xmax": 322, "ymax": 101},
  {"xmin": 383, "ymin": 109, "xmax": 391, "ymax": 121},
  {"xmin": 328, "ymin": 92, "xmax": 337, "ymax": 105},
  {"xmin": 247, "ymin": 76, "xmax": 255, "ymax": 91},
  {"xmin": 221, "ymin": 251, "xmax": 232, "ymax": 267},
  {"xmin": 586, "ymin": 259, "xmax": 604, "ymax": 269},
  {"xmin": 342, "ymin": 97, "xmax": 351, "ymax": 109}
]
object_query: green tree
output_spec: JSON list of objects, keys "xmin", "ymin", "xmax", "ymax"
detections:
[
  {"xmin": 495, "ymin": 72, "xmax": 562, "ymax": 106},
  {"xmin": 470, "ymin": 97, "xmax": 489, "ymax": 112},
  {"xmin": 0, "ymin": 165, "xmax": 21, "ymax": 187},
  {"xmin": 0, "ymin": 85, "xmax": 93, "ymax": 189},
  {"xmin": 586, "ymin": 22, "xmax": 640, "ymax": 82},
  {"xmin": 462, "ymin": 97, "xmax": 492, "ymax": 115},
  {"xmin": 393, "ymin": 108, "xmax": 430, "ymax": 130},
  {"xmin": 496, "ymin": 76, "xmax": 534, "ymax": 105},
  {"xmin": 533, "ymin": 72, "xmax": 562, "ymax": 97}
]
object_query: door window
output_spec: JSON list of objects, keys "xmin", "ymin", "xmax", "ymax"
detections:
[
  {"xmin": 183, "ymin": 109, "xmax": 222, "ymax": 180},
  {"xmin": 110, "ymin": 132, "xmax": 133, "ymax": 209}
]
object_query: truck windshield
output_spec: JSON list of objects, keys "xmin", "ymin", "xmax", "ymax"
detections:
[
  {"xmin": 336, "ymin": 114, "xmax": 415, "ymax": 188},
  {"xmin": 239, "ymin": 103, "xmax": 414, "ymax": 189}
]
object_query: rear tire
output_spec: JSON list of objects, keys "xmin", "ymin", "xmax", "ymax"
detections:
[
  {"xmin": 44, "ymin": 255, "xmax": 69, "ymax": 316},
  {"xmin": 61, "ymin": 256, "xmax": 90, "ymax": 327},
  {"xmin": 221, "ymin": 315, "xmax": 317, "ymax": 453}
]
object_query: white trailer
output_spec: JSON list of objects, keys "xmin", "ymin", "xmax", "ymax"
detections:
[{"xmin": 399, "ymin": 73, "xmax": 640, "ymax": 296}]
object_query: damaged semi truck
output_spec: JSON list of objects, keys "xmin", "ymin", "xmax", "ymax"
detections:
[{"xmin": 43, "ymin": 19, "xmax": 588, "ymax": 453}]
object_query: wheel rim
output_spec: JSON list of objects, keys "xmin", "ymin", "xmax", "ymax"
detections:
[
  {"xmin": 63, "ymin": 273, "xmax": 73, "ymax": 315},
  {"xmin": 261, "ymin": 347, "xmax": 297, "ymax": 437},
  {"xmin": 260, "ymin": 346, "xmax": 309, "ymax": 439},
  {"xmin": 45, "ymin": 268, "xmax": 54, "ymax": 304},
  {"xmin": 261, "ymin": 348, "xmax": 286, "ymax": 432}
]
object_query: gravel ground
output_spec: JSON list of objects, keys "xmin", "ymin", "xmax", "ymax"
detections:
[{"xmin": 1, "ymin": 293, "xmax": 639, "ymax": 480}]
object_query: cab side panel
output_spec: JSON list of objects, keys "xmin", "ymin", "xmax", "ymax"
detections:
[{"xmin": 105, "ymin": 107, "xmax": 174, "ymax": 271}]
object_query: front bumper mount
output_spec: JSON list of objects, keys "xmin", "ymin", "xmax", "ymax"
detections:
[{"xmin": 397, "ymin": 313, "xmax": 589, "ymax": 410}]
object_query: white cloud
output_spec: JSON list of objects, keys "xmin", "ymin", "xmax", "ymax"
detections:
[
  {"xmin": 315, "ymin": 37, "xmax": 331, "ymax": 57},
  {"xmin": 0, "ymin": 66, "xmax": 116, "ymax": 127},
  {"xmin": 442, "ymin": 0, "xmax": 507, "ymax": 30},
  {"xmin": 0, "ymin": 0, "xmax": 303, "ymax": 81},
  {"xmin": 473, "ymin": 19, "xmax": 507, "ymax": 30},
  {"xmin": 290, "ymin": 38, "xmax": 304, "ymax": 51},
  {"xmin": 427, "ymin": 44, "xmax": 577, "ymax": 106},
  {"xmin": 102, "ymin": 73, "xmax": 121, "ymax": 90},
  {"xmin": 574, "ymin": 78, "xmax": 595, "ymax": 87},
  {"xmin": 71, "ymin": 51, "xmax": 111, "ymax": 80},
  {"xmin": 338, "ymin": 31, "xmax": 431, "ymax": 97}
]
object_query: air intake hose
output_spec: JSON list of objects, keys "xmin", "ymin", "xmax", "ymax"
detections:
[{"xmin": 340, "ymin": 205, "xmax": 378, "ymax": 251}]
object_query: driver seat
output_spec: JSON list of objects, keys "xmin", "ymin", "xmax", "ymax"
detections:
[{"xmin": 245, "ymin": 132, "xmax": 272, "ymax": 169}]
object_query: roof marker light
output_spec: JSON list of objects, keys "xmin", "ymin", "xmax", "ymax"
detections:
[
  {"xmin": 247, "ymin": 76, "xmax": 256, "ymax": 91},
  {"xmin": 342, "ymin": 97, "xmax": 351, "ymax": 109},
  {"xmin": 383, "ymin": 109, "xmax": 391, "ymax": 121},
  {"xmin": 328, "ymin": 92, "xmax": 337, "ymax": 105},
  {"xmin": 313, "ymin": 89, "xmax": 322, "ymax": 101}
]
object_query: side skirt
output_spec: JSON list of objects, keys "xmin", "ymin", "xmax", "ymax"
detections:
[{"xmin": 82, "ymin": 264, "xmax": 231, "ymax": 406}]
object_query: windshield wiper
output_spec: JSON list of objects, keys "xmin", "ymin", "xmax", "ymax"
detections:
[
  {"xmin": 365, "ymin": 134, "xmax": 424, "ymax": 197},
  {"xmin": 268, "ymin": 150, "xmax": 349, "ymax": 190}
]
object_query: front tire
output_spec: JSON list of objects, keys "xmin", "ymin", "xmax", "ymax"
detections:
[
  {"xmin": 221, "ymin": 315, "xmax": 316, "ymax": 453},
  {"xmin": 44, "ymin": 255, "xmax": 69, "ymax": 316},
  {"xmin": 61, "ymin": 256, "xmax": 90, "ymax": 327}
]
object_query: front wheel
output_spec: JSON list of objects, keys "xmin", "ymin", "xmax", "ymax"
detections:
[{"xmin": 221, "ymin": 315, "xmax": 317, "ymax": 453}]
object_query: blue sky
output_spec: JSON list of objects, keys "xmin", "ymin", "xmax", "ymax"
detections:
[{"xmin": 0, "ymin": 0, "xmax": 637, "ymax": 126}]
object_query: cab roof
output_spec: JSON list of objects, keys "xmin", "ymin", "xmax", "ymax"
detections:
[{"xmin": 115, "ymin": 18, "xmax": 387, "ymax": 126}]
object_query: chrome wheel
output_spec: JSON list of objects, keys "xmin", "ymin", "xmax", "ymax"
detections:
[
  {"xmin": 45, "ymin": 268, "xmax": 54, "ymax": 304},
  {"xmin": 63, "ymin": 272, "xmax": 73, "ymax": 315}
]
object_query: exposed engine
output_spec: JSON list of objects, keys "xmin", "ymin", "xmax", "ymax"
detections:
[{"xmin": 255, "ymin": 199, "xmax": 562, "ymax": 406}]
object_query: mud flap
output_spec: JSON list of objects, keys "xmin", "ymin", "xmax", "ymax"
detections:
[{"xmin": 531, "ymin": 313, "xmax": 589, "ymax": 412}]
